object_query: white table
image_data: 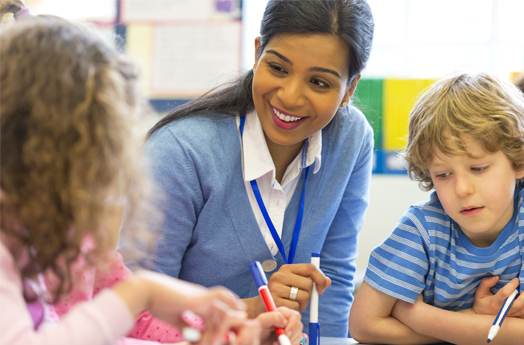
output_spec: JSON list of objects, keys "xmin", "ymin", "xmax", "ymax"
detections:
[
  {"xmin": 320, "ymin": 337, "xmax": 451, "ymax": 345},
  {"xmin": 319, "ymin": 337, "xmax": 360, "ymax": 345}
]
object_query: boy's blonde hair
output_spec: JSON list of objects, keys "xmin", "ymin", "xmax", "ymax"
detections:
[
  {"xmin": 0, "ymin": 15, "xmax": 157, "ymax": 301},
  {"xmin": 404, "ymin": 72, "xmax": 524, "ymax": 191}
]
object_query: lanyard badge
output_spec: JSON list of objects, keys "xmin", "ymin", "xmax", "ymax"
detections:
[{"xmin": 240, "ymin": 115, "xmax": 309, "ymax": 264}]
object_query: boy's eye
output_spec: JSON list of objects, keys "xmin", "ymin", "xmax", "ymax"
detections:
[
  {"xmin": 435, "ymin": 172, "xmax": 451, "ymax": 179},
  {"xmin": 471, "ymin": 166, "xmax": 488, "ymax": 172}
]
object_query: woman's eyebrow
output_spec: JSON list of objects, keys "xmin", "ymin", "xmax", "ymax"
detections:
[
  {"xmin": 308, "ymin": 67, "xmax": 341, "ymax": 79},
  {"xmin": 266, "ymin": 49, "xmax": 342, "ymax": 79},
  {"xmin": 266, "ymin": 49, "xmax": 291, "ymax": 64}
]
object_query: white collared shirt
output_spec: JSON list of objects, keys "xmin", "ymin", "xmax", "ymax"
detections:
[{"xmin": 238, "ymin": 111, "xmax": 322, "ymax": 256}]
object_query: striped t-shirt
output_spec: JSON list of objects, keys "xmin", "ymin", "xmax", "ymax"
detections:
[{"xmin": 364, "ymin": 185, "xmax": 524, "ymax": 310}]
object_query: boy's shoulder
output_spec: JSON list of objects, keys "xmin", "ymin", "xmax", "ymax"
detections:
[
  {"xmin": 408, "ymin": 191, "xmax": 448, "ymax": 218},
  {"xmin": 396, "ymin": 191, "xmax": 451, "ymax": 242}
]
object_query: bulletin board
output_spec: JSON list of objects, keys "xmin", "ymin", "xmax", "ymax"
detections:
[{"xmin": 118, "ymin": 0, "xmax": 242, "ymax": 100}]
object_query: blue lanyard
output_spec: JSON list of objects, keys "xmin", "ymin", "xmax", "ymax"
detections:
[{"xmin": 240, "ymin": 115, "xmax": 309, "ymax": 264}]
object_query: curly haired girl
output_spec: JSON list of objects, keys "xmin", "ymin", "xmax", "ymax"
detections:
[{"xmin": 0, "ymin": 2, "xmax": 302, "ymax": 345}]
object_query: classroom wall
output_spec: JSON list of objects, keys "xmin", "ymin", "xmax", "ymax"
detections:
[
  {"xmin": 24, "ymin": 0, "xmax": 523, "ymax": 285},
  {"xmin": 355, "ymin": 174, "xmax": 429, "ymax": 285}
]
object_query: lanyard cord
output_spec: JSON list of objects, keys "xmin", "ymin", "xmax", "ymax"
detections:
[{"xmin": 240, "ymin": 115, "xmax": 309, "ymax": 264}]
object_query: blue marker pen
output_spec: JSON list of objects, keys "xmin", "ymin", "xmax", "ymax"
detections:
[
  {"xmin": 487, "ymin": 288, "xmax": 519, "ymax": 343},
  {"xmin": 309, "ymin": 253, "xmax": 320, "ymax": 345}
]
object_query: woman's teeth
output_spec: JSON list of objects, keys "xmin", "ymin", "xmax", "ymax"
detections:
[{"xmin": 274, "ymin": 108, "xmax": 302, "ymax": 122}]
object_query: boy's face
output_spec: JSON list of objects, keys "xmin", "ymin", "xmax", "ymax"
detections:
[{"xmin": 428, "ymin": 134, "xmax": 524, "ymax": 247}]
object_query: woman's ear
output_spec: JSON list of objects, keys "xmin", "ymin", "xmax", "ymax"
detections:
[
  {"xmin": 340, "ymin": 75, "xmax": 361, "ymax": 107},
  {"xmin": 253, "ymin": 37, "xmax": 262, "ymax": 71}
]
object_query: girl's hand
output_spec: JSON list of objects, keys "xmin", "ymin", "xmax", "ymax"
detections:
[
  {"xmin": 114, "ymin": 270, "xmax": 248, "ymax": 345},
  {"xmin": 473, "ymin": 276, "xmax": 523, "ymax": 318},
  {"xmin": 257, "ymin": 307, "xmax": 303, "ymax": 345},
  {"xmin": 262, "ymin": 264, "xmax": 331, "ymax": 315}
]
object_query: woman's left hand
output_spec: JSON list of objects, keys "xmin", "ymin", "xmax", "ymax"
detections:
[{"xmin": 266, "ymin": 264, "xmax": 331, "ymax": 313}]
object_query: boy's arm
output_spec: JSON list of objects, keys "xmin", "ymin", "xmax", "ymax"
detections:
[
  {"xmin": 392, "ymin": 295, "xmax": 524, "ymax": 345},
  {"xmin": 349, "ymin": 281, "xmax": 440, "ymax": 344}
]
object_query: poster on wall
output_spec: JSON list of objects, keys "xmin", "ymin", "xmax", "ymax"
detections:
[
  {"xmin": 121, "ymin": 0, "xmax": 242, "ymax": 98},
  {"xmin": 120, "ymin": 0, "xmax": 241, "ymax": 23},
  {"xmin": 150, "ymin": 22, "xmax": 242, "ymax": 97}
]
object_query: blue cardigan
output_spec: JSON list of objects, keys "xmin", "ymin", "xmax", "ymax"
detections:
[{"xmin": 139, "ymin": 106, "xmax": 373, "ymax": 337}]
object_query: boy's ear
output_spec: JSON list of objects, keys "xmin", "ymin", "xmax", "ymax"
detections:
[{"xmin": 516, "ymin": 164, "xmax": 524, "ymax": 179}]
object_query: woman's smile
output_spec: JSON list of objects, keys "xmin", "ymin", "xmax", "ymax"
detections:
[
  {"xmin": 271, "ymin": 104, "xmax": 306, "ymax": 130},
  {"xmin": 252, "ymin": 32, "xmax": 355, "ymax": 151}
]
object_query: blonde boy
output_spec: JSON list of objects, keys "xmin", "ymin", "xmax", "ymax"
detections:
[{"xmin": 349, "ymin": 72, "xmax": 524, "ymax": 345}]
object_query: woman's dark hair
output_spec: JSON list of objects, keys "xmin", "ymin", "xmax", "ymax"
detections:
[{"xmin": 148, "ymin": 0, "xmax": 374, "ymax": 137}]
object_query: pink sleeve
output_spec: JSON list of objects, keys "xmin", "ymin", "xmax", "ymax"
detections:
[
  {"xmin": 48, "ymin": 248, "xmax": 194, "ymax": 344},
  {"xmin": 94, "ymin": 251, "xmax": 193, "ymax": 343},
  {"xmin": 49, "ymin": 249, "xmax": 131, "ymax": 316},
  {"xmin": 93, "ymin": 251, "xmax": 133, "ymax": 294},
  {"xmin": 0, "ymin": 241, "xmax": 144, "ymax": 345}
]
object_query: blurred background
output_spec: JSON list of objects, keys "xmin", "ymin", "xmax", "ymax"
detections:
[{"xmin": 19, "ymin": 0, "xmax": 524, "ymax": 284}]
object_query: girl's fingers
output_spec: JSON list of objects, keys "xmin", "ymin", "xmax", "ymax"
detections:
[
  {"xmin": 234, "ymin": 319, "xmax": 262, "ymax": 345},
  {"xmin": 207, "ymin": 287, "xmax": 246, "ymax": 311}
]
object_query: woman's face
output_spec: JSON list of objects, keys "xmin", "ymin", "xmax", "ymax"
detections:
[{"xmin": 252, "ymin": 33, "xmax": 357, "ymax": 151}]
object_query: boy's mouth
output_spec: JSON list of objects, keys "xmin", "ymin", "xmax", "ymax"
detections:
[{"xmin": 460, "ymin": 206, "xmax": 484, "ymax": 216}]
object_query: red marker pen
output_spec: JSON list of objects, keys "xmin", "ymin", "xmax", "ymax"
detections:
[{"xmin": 249, "ymin": 261, "xmax": 292, "ymax": 345}]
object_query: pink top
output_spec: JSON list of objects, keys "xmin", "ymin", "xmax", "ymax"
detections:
[
  {"xmin": 0, "ymin": 240, "xmax": 159, "ymax": 345},
  {"xmin": 47, "ymin": 246, "xmax": 195, "ymax": 343}
]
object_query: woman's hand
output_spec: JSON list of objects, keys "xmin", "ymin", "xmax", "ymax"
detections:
[
  {"xmin": 113, "ymin": 270, "xmax": 248, "ymax": 345},
  {"xmin": 257, "ymin": 307, "xmax": 303, "ymax": 345},
  {"xmin": 244, "ymin": 264, "xmax": 331, "ymax": 318},
  {"xmin": 268, "ymin": 264, "xmax": 331, "ymax": 313},
  {"xmin": 472, "ymin": 276, "xmax": 524, "ymax": 318}
]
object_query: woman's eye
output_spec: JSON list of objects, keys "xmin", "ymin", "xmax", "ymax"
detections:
[
  {"xmin": 270, "ymin": 64, "xmax": 286, "ymax": 74},
  {"xmin": 311, "ymin": 78, "xmax": 329, "ymax": 89}
]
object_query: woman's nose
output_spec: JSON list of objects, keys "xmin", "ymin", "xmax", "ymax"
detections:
[{"xmin": 277, "ymin": 78, "xmax": 306, "ymax": 108}]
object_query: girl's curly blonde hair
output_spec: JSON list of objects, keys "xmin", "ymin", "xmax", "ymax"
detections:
[
  {"xmin": 1, "ymin": 14, "xmax": 159, "ymax": 302},
  {"xmin": 404, "ymin": 72, "xmax": 524, "ymax": 191}
]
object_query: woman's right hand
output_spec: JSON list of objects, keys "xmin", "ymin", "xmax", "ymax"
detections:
[
  {"xmin": 113, "ymin": 270, "xmax": 249, "ymax": 345},
  {"xmin": 245, "ymin": 264, "xmax": 331, "ymax": 318}
]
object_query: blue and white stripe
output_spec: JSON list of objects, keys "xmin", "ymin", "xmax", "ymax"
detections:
[{"xmin": 364, "ymin": 186, "xmax": 524, "ymax": 310}]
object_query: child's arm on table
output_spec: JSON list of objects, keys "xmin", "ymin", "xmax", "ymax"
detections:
[
  {"xmin": 392, "ymin": 294, "xmax": 524, "ymax": 345},
  {"xmin": 348, "ymin": 281, "xmax": 440, "ymax": 344},
  {"xmin": 113, "ymin": 271, "xmax": 249, "ymax": 345}
]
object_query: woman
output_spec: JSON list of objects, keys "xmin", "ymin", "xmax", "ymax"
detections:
[{"xmin": 124, "ymin": 0, "xmax": 374, "ymax": 337}]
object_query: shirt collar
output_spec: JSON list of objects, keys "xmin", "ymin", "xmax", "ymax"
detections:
[{"xmin": 241, "ymin": 111, "xmax": 322, "ymax": 182}]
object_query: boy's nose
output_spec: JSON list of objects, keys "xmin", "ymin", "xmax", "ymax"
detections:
[{"xmin": 454, "ymin": 173, "xmax": 474, "ymax": 197}]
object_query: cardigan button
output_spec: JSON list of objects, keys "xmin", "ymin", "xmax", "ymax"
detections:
[{"xmin": 261, "ymin": 259, "xmax": 277, "ymax": 272}]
